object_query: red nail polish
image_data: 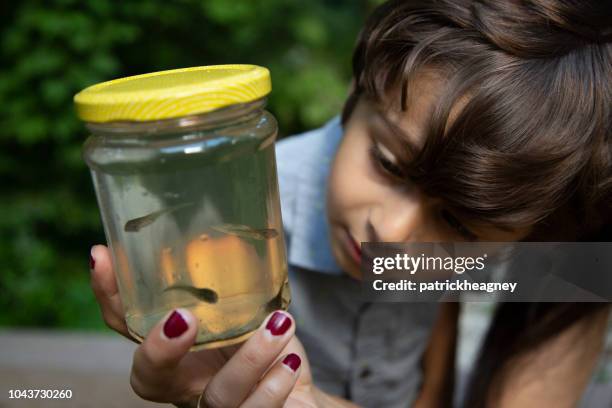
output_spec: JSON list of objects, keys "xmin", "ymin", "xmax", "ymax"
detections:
[
  {"xmin": 89, "ymin": 253, "xmax": 95, "ymax": 270},
  {"xmin": 265, "ymin": 311, "xmax": 292, "ymax": 335},
  {"xmin": 282, "ymin": 353, "xmax": 301, "ymax": 372},
  {"xmin": 163, "ymin": 310, "xmax": 188, "ymax": 338}
]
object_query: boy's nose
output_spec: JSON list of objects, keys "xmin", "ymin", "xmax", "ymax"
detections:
[{"xmin": 369, "ymin": 194, "xmax": 440, "ymax": 242}]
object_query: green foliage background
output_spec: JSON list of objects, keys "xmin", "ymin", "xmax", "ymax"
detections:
[{"xmin": 0, "ymin": 0, "xmax": 384, "ymax": 330}]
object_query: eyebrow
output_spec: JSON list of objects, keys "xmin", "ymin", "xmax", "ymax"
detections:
[{"xmin": 371, "ymin": 108, "xmax": 421, "ymax": 161}]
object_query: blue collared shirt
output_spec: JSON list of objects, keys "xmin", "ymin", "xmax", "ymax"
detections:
[
  {"xmin": 276, "ymin": 116, "xmax": 344, "ymax": 276},
  {"xmin": 275, "ymin": 116, "xmax": 440, "ymax": 408}
]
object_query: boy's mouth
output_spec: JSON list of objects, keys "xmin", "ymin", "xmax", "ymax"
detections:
[{"xmin": 343, "ymin": 227, "xmax": 362, "ymax": 265}]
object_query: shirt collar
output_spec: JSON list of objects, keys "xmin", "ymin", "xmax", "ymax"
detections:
[{"xmin": 288, "ymin": 116, "xmax": 345, "ymax": 275}]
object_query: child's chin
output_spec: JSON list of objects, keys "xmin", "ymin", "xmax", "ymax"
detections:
[
  {"xmin": 330, "ymin": 243, "xmax": 358, "ymax": 280},
  {"xmin": 339, "ymin": 254, "xmax": 362, "ymax": 280},
  {"xmin": 345, "ymin": 266, "xmax": 362, "ymax": 281}
]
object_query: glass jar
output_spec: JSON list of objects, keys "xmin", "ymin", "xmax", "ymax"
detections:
[{"xmin": 75, "ymin": 65, "xmax": 290, "ymax": 350}]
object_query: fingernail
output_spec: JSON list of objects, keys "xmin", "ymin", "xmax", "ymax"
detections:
[
  {"xmin": 265, "ymin": 311, "xmax": 292, "ymax": 336},
  {"xmin": 89, "ymin": 249, "xmax": 96, "ymax": 270},
  {"xmin": 282, "ymin": 353, "xmax": 301, "ymax": 372},
  {"xmin": 163, "ymin": 310, "xmax": 188, "ymax": 339}
]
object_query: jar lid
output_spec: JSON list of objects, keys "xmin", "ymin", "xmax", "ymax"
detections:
[{"xmin": 73, "ymin": 65, "xmax": 271, "ymax": 122}]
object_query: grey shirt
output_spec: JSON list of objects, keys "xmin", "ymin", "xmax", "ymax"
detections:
[{"xmin": 275, "ymin": 117, "xmax": 440, "ymax": 408}]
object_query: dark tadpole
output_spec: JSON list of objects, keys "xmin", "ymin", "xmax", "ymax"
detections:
[
  {"xmin": 163, "ymin": 284, "xmax": 219, "ymax": 303},
  {"xmin": 211, "ymin": 223, "xmax": 278, "ymax": 240},
  {"xmin": 124, "ymin": 202, "xmax": 194, "ymax": 232}
]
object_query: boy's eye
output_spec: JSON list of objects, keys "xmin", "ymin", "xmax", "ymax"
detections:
[
  {"xmin": 370, "ymin": 144, "xmax": 404, "ymax": 179},
  {"xmin": 440, "ymin": 209, "xmax": 478, "ymax": 241}
]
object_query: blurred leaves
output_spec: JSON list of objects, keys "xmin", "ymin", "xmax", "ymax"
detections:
[{"xmin": 0, "ymin": 0, "xmax": 381, "ymax": 329}]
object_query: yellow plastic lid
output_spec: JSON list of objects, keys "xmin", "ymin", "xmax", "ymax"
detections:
[{"xmin": 74, "ymin": 65, "xmax": 271, "ymax": 123}]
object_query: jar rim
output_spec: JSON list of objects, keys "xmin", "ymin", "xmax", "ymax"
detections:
[{"xmin": 85, "ymin": 97, "xmax": 267, "ymax": 138}]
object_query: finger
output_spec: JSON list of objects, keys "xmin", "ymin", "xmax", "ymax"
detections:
[
  {"xmin": 131, "ymin": 308, "xmax": 197, "ymax": 400},
  {"xmin": 200, "ymin": 310, "xmax": 295, "ymax": 408},
  {"xmin": 89, "ymin": 245, "xmax": 132, "ymax": 339},
  {"xmin": 239, "ymin": 353, "xmax": 301, "ymax": 408}
]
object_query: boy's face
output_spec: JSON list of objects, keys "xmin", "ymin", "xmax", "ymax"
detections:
[{"xmin": 326, "ymin": 74, "xmax": 531, "ymax": 280}]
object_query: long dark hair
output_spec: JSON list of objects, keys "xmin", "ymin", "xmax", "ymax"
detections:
[{"xmin": 342, "ymin": 0, "xmax": 611, "ymax": 406}]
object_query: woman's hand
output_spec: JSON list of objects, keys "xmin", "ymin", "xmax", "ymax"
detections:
[{"xmin": 89, "ymin": 244, "xmax": 326, "ymax": 407}]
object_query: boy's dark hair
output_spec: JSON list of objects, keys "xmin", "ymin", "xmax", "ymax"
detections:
[{"xmin": 343, "ymin": 1, "xmax": 611, "ymax": 406}]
